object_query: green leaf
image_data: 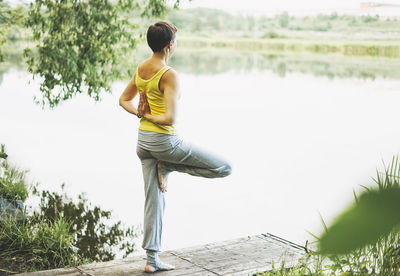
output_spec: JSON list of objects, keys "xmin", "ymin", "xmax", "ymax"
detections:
[{"xmin": 318, "ymin": 186, "xmax": 400, "ymax": 255}]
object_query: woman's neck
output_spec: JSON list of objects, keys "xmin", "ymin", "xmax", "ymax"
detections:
[{"xmin": 152, "ymin": 51, "xmax": 168, "ymax": 65}]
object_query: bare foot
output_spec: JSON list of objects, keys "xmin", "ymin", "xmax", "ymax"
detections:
[
  {"xmin": 144, "ymin": 262, "xmax": 175, "ymax": 273},
  {"xmin": 157, "ymin": 161, "xmax": 169, "ymax": 193},
  {"xmin": 144, "ymin": 264, "xmax": 156, "ymax": 273}
]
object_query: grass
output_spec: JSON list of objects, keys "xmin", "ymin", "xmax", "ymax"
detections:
[
  {"xmin": 0, "ymin": 144, "xmax": 141, "ymax": 273},
  {"xmin": 257, "ymin": 156, "xmax": 400, "ymax": 275},
  {"xmin": 0, "ymin": 213, "xmax": 90, "ymax": 273},
  {"xmin": 176, "ymin": 36, "xmax": 400, "ymax": 58},
  {"xmin": 0, "ymin": 144, "xmax": 29, "ymax": 203},
  {"xmin": 0, "ymin": 162, "xmax": 29, "ymax": 202}
]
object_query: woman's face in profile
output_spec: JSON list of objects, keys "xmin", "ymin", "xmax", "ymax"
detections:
[{"xmin": 170, "ymin": 37, "xmax": 177, "ymax": 55}]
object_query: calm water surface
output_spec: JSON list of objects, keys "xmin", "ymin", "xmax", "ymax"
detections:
[{"xmin": 1, "ymin": 55, "xmax": 400, "ymax": 257}]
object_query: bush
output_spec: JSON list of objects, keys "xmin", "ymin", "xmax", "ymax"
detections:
[
  {"xmin": 262, "ymin": 31, "xmax": 281, "ymax": 39},
  {"xmin": 362, "ymin": 15, "xmax": 379, "ymax": 23},
  {"xmin": 0, "ymin": 214, "xmax": 85, "ymax": 272},
  {"xmin": 0, "ymin": 145, "xmax": 29, "ymax": 202},
  {"xmin": 0, "ymin": 144, "xmax": 142, "ymax": 273},
  {"xmin": 277, "ymin": 12, "xmax": 289, "ymax": 28},
  {"xmin": 259, "ymin": 156, "xmax": 400, "ymax": 275}
]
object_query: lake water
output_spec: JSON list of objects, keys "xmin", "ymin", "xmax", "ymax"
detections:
[{"xmin": 1, "ymin": 51, "xmax": 400, "ymax": 258}]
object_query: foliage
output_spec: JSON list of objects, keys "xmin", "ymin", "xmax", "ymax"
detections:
[
  {"xmin": 261, "ymin": 31, "xmax": 283, "ymax": 39},
  {"xmin": 0, "ymin": 0, "xmax": 191, "ymax": 108},
  {"xmin": 0, "ymin": 0, "xmax": 8, "ymax": 62},
  {"xmin": 168, "ymin": 7, "xmax": 232, "ymax": 34},
  {"xmin": 140, "ymin": 0, "xmax": 188, "ymax": 17},
  {"xmin": 315, "ymin": 156, "xmax": 400, "ymax": 275},
  {"xmin": 259, "ymin": 232, "xmax": 400, "ymax": 276},
  {"xmin": 0, "ymin": 145, "xmax": 141, "ymax": 272},
  {"xmin": 325, "ymin": 231, "xmax": 400, "ymax": 275},
  {"xmin": 276, "ymin": 12, "xmax": 289, "ymax": 28},
  {"xmin": 0, "ymin": 144, "xmax": 29, "ymax": 202},
  {"xmin": 318, "ymin": 187, "xmax": 400, "ymax": 255},
  {"xmin": 257, "ymin": 252, "xmax": 326, "ymax": 275},
  {"xmin": 362, "ymin": 15, "xmax": 380, "ymax": 23},
  {"xmin": 257, "ymin": 156, "xmax": 400, "ymax": 275},
  {"xmin": 0, "ymin": 214, "xmax": 85, "ymax": 272},
  {"xmin": 0, "ymin": 144, "xmax": 8, "ymax": 160},
  {"xmin": 264, "ymin": 231, "xmax": 400, "ymax": 275},
  {"xmin": 30, "ymin": 183, "xmax": 142, "ymax": 262},
  {"xmin": 167, "ymin": 8, "xmax": 400, "ymax": 37},
  {"xmin": 0, "ymin": 0, "xmax": 25, "ymax": 63},
  {"xmin": 23, "ymin": 0, "xmax": 138, "ymax": 108},
  {"xmin": 318, "ymin": 156, "xmax": 400, "ymax": 255},
  {"xmin": 22, "ymin": 0, "xmax": 188, "ymax": 108}
]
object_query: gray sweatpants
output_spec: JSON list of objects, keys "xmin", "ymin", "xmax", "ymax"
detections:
[{"xmin": 136, "ymin": 129, "xmax": 232, "ymax": 253}]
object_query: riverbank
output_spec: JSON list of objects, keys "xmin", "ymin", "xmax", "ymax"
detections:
[{"xmin": 177, "ymin": 35, "xmax": 400, "ymax": 58}]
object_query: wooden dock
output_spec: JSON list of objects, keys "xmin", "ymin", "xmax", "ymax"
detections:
[{"xmin": 15, "ymin": 233, "xmax": 307, "ymax": 276}]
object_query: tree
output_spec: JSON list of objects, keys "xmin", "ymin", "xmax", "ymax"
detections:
[
  {"xmin": 17, "ymin": 0, "xmax": 188, "ymax": 108},
  {"xmin": 277, "ymin": 11, "xmax": 289, "ymax": 28},
  {"xmin": 0, "ymin": 1, "xmax": 9, "ymax": 63},
  {"xmin": 0, "ymin": 1, "xmax": 25, "ymax": 63}
]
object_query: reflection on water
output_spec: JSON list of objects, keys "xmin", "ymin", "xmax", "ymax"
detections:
[
  {"xmin": 0, "ymin": 44, "xmax": 26, "ymax": 85},
  {"xmin": 2, "ymin": 43, "xmax": 400, "ymax": 88},
  {"xmin": 169, "ymin": 49, "xmax": 400, "ymax": 81}
]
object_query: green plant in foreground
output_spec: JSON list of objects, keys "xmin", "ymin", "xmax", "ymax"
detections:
[
  {"xmin": 260, "ymin": 156, "xmax": 400, "ymax": 275},
  {"xmin": 319, "ymin": 156, "xmax": 400, "ymax": 255},
  {"xmin": 0, "ymin": 144, "xmax": 142, "ymax": 272},
  {"xmin": 314, "ymin": 156, "xmax": 400, "ymax": 275},
  {"xmin": 0, "ymin": 213, "xmax": 87, "ymax": 272},
  {"xmin": 0, "ymin": 144, "xmax": 29, "ymax": 202},
  {"xmin": 257, "ymin": 252, "xmax": 327, "ymax": 276}
]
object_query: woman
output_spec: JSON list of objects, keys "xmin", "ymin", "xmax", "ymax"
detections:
[{"xmin": 119, "ymin": 21, "xmax": 232, "ymax": 273}]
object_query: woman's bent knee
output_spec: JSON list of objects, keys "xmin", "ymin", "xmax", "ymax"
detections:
[{"xmin": 219, "ymin": 163, "xmax": 232, "ymax": 177}]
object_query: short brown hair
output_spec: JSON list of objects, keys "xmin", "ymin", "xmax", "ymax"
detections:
[{"xmin": 146, "ymin": 21, "xmax": 178, "ymax": 53}]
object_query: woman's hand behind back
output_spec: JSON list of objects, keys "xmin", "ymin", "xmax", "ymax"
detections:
[{"xmin": 138, "ymin": 91, "xmax": 151, "ymax": 117}]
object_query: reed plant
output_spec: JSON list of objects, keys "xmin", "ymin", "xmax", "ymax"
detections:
[{"xmin": 259, "ymin": 156, "xmax": 400, "ymax": 275}]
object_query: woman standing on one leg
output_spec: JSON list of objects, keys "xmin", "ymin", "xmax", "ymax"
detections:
[{"xmin": 119, "ymin": 21, "xmax": 232, "ymax": 273}]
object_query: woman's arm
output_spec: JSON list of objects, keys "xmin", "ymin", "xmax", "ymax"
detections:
[
  {"xmin": 142, "ymin": 69, "xmax": 179, "ymax": 126},
  {"xmin": 119, "ymin": 73, "xmax": 140, "ymax": 116}
]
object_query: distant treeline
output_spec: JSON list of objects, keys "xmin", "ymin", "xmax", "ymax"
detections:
[
  {"xmin": 167, "ymin": 49, "xmax": 400, "ymax": 81},
  {"xmin": 2, "ymin": 43, "xmax": 400, "ymax": 83},
  {"xmin": 167, "ymin": 8, "xmax": 400, "ymax": 38}
]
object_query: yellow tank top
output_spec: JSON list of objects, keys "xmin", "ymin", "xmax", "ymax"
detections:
[{"xmin": 135, "ymin": 64, "xmax": 176, "ymax": 135}]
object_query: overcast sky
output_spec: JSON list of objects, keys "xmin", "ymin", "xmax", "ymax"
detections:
[
  {"xmin": 178, "ymin": 0, "xmax": 375, "ymax": 15},
  {"xmin": 8, "ymin": 0, "xmax": 397, "ymax": 16}
]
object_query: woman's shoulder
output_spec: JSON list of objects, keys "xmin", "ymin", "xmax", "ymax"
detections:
[
  {"xmin": 159, "ymin": 68, "xmax": 179, "ymax": 92},
  {"xmin": 162, "ymin": 67, "xmax": 178, "ymax": 81}
]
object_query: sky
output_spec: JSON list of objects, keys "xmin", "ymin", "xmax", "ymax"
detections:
[
  {"xmin": 8, "ymin": 0, "xmax": 399, "ymax": 16},
  {"xmin": 177, "ymin": 0, "xmax": 384, "ymax": 16}
]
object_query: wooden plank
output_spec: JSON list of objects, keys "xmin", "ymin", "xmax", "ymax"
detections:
[
  {"xmin": 14, "ymin": 233, "xmax": 307, "ymax": 276},
  {"xmin": 15, "ymin": 268, "xmax": 79, "ymax": 276},
  {"xmin": 77, "ymin": 255, "xmax": 147, "ymax": 271},
  {"xmin": 85, "ymin": 255, "xmax": 199, "ymax": 276}
]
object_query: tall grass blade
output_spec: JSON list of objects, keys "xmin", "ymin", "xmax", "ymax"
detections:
[{"xmin": 319, "ymin": 212, "xmax": 328, "ymax": 233}]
